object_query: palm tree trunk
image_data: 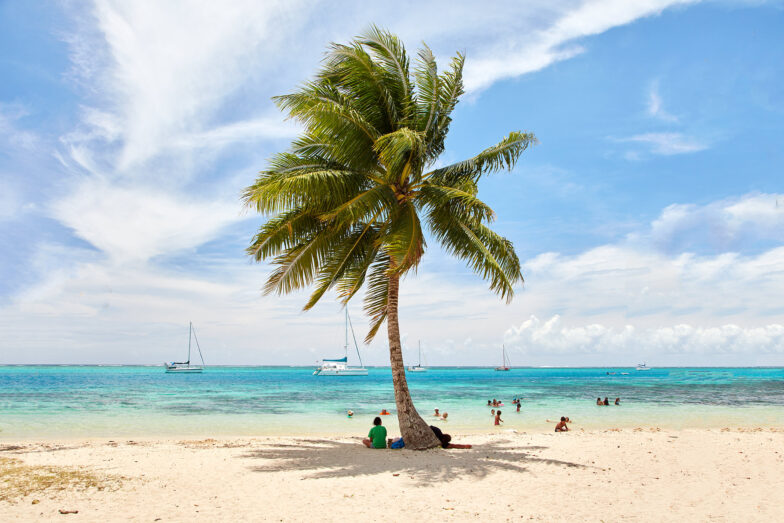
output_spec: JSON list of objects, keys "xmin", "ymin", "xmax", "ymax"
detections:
[{"xmin": 387, "ymin": 271, "xmax": 441, "ymax": 450}]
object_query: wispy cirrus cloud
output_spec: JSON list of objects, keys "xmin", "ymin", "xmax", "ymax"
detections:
[
  {"xmin": 647, "ymin": 80, "xmax": 679, "ymax": 122},
  {"xmin": 618, "ymin": 132, "xmax": 708, "ymax": 156}
]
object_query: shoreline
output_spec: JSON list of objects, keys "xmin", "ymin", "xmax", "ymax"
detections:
[
  {"xmin": 2, "ymin": 429, "xmax": 782, "ymax": 521},
  {"xmin": 3, "ymin": 424, "xmax": 784, "ymax": 444}
]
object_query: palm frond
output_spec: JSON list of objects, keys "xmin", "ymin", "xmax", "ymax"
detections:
[
  {"xmin": 427, "ymin": 209, "xmax": 522, "ymax": 302},
  {"xmin": 426, "ymin": 131, "xmax": 537, "ymax": 185},
  {"xmin": 304, "ymin": 226, "xmax": 378, "ymax": 310},
  {"xmin": 373, "ymin": 128, "xmax": 426, "ymax": 183},
  {"xmin": 427, "ymin": 52, "xmax": 465, "ymax": 160},
  {"xmin": 413, "ymin": 45, "xmax": 439, "ymax": 141},
  {"xmin": 359, "ymin": 25, "xmax": 413, "ymax": 124},
  {"xmin": 363, "ymin": 253, "xmax": 391, "ymax": 342},
  {"xmin": 418, "ymin": 182, "xmax": 496, "ymax": 223},
  {"xmin": 385, "ymin": 202, "xmax": 425, "ymax": 272}
]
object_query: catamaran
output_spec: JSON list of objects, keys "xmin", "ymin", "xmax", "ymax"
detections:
[
  {"xmin": 165, "ymin": 322, "xmax": 205, "ymax": 373},
  {"xmin": 495, "ymin": 345, "xmax": 511, "ymax": 371},
  {"xmin": 407, "ymin": 341, "xmax": 427, "ymax": 372},
  {"xmin": 313, "ymin": 309, "xmax": 367, "ymax": 376}
]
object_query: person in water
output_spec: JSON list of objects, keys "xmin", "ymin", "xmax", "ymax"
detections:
[
  {"xmin": 363, "ymin": 417, "xmax": 387, "ymax": 449},
  {"xmin": 487, "ymin": 400, "xmax": 492, "ymax": 406},
  {"xmin": 555, "ymin": 417, "xmax": 569, "ymax": 432},
  {"xmin": 516, "ymin": 402, "xmax": 521, "ymax": 412},
  {"xmin": 596, "ymin": 397, "xmax": 603, "ymax": 406},
  {"xmin": 380, "ymin": 409, "xmax": 391, "ymax": 415},
  {"xmin": 615, "ymin": 397, "xmax": 620, "ymax": 405},
  {"xmin": 491, "ymin": 408, "xmax": 495, "ymax": 417},
  {"xmin": 347, "ymin": 410, "xmax": 354, "ymax": 417},
  {"xmin": 494, "ymin": 410, "xmax": 503, "ymax": 426},
  {"xmin": 441, "ymin": 412, "xmax": 448, "ymax": 420},
  {"xmin": 434, "ymin": 408, "xmax": 440, "ymax": 417},
  {"xmin": 603, "ymin": 397, "xmax": 610, "ymax": 406}
]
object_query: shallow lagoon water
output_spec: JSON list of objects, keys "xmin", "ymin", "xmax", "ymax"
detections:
[{"xmin": 1, "ymin": 366, "xmax": 782, "ymax": 439}]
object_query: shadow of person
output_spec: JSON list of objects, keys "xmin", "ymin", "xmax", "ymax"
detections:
[{"xmin": 240, "ymin": 438, "xmax": 584, "ymax": 485}]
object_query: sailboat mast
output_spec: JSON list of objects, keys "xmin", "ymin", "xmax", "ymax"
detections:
[
  {"xmin": 187, "ymin": 322, "xmax": 192, "ymax": 365},
  {"xmin": 418, "ymin": 340, "xmax": 422, "ymax": 366},
  {"xmin": 344, "ymin": 308, "xmax": 348, "ymax": 357}
]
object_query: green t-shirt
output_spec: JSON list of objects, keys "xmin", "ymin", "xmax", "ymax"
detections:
[{"xmin": 368, "ymin": 425, "xmax": 387, "ymax": 448}]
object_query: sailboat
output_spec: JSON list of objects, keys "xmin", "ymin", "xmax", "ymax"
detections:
[
  {"xmin": 165, "ymin": 322, "xmax": 205, "ymax": 373},
  {"xmin": 495, "ymin": 345, "xmax": 511, "ymax": 371},
  {"xmin": 313, "ymin": 309, "xmax": 368, "ymax": 376},
  {"xmin": 407, "ymin": 341, "xmax": 427, "ymax": 372}
]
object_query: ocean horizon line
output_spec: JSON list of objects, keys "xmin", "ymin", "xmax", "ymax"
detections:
[{"xmin": 1, "ymin": 363, "xmax": 782, "ymax": 369}]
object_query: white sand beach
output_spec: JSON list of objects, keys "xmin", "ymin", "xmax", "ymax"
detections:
[{"xmin": 2, "ymin": 428, "xmax": 783, "ymax": 522}]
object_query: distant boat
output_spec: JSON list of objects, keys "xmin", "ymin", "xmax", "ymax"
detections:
[
  {"xmin": 495, "ymin": 345, "xmax": 511, "ymax": 371},
  {"xmin": 636, "ymin": 362, "xmax": 652, "ymax": 371},
  {"xmin": 165, "ymin": 322, "xmax": 205, "ymax": 373},
  {"xmin": 407, "ymin": 341, "xmax": 427, "ymax": 372},
  {"xmin": 313, "ymin": 309, "xmax": 368, "ymax": 376}
]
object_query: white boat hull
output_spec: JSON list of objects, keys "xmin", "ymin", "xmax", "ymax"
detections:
[
  {"xmin": 165, "ymin": 363, "xmax": 203, "ymax": 373},
  {"xmin": 407, "ymin": 366, "xmax": 427, "ymax": 372},
  {"xmin": 313, "ymin": 368, "xmax": 367, "ymax": 376}
]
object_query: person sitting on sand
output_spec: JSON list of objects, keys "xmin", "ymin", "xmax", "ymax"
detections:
[
  {"xmin": 615, "ymin": 397, "xmax": 620, "ymax": 405},
  {"xmin": 555, "ymin": 416, "xmax": 569, "ymax": 432},
  {"xmin": 603, "ymin": 397, "xmax": 610, "ymax": 406},
  {"xmin": 434, "ymin": 408, "xmax": 440, "ymax": 417},
  {"xmin": 494, "ymin": 410, "xmax": 503, "ymax": 426},
  {"xmin": 596, "ymin": 397, "xmax": 603, "ymax": 406},
  {"xmin": 362, "ymin": 417, "xmax": 387, "ymax": 449}
]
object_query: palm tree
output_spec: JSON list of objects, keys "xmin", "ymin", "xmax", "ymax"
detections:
[{"xmin": 243, "ymin": 27, "xmax": 535, "ymax": 449}]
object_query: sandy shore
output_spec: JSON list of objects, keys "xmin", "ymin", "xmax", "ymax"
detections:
[{"xmin": 1, "ymin": 428, "xmax": 783, "ymax": 522}]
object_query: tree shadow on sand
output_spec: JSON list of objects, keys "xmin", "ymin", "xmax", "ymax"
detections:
[{"xmin": 241, "ymin": 438, "xmax": 586, "ymax": 485}]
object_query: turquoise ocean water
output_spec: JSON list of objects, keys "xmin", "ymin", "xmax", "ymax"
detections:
[{"xmin": 1, "ymin": 366, "xmax": 782, "ymax": 439}]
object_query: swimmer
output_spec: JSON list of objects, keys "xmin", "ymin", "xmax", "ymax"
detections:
[
  {"xmin": 615, "ymin": 397, "xmax": 620, "ymax": 405},
  {"xmin": 347, "ymin": 410, "xmax": 354, "ymax": 417},
  {"xmin": 596, "ymin": 397, "xmax": 603, "ymax": 406},
  {"xmin": 494, "ymin": 410, "xmax": 503, "ymax": 426},
  {"xmin": 434, "ymin": 408, "xmax": 440, "ymax": 417},
  {"xmin": 441, "ymin": 412, "xmax": 448, "ymax": 420}
]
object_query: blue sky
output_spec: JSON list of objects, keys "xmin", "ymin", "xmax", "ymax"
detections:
[{"xmin": 1, "ymin": 0, "xmax": 783, "ymax": 365}]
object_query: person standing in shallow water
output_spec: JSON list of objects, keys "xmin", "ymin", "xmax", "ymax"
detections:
[
  {"xmin": 494, "ymin": 410, "xmax": 503, "ymax": 426},
  {"xmin": 362, "ymin": 417, "xmax": 387, "ymax": 448}
]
